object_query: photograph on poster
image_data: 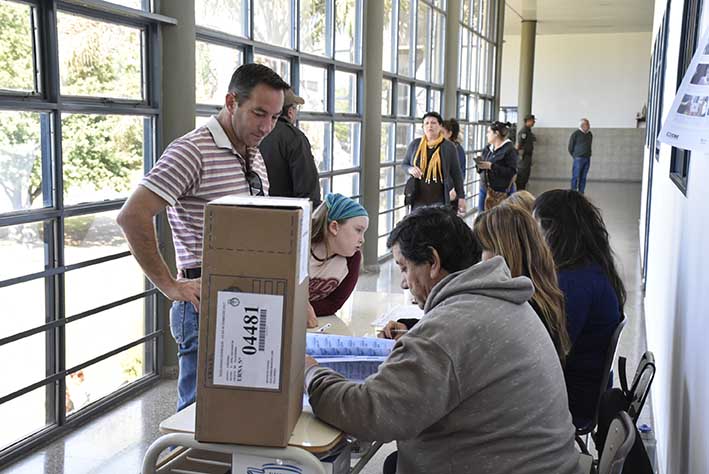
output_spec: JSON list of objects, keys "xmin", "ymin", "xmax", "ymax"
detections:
[
  {"xmin": 677, "ymin": 94, "xmax": 709, "ymax": 117},
  {"xmin": 690, "ymin": 63, "xmax": 709, "ymax": 85}
]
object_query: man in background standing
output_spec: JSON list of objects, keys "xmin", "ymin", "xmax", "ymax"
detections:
[
  {"xmin": 568, "ymin": 118, "xmax": 593, "ymax": 194},
  {"xmin": 515, "ymin": 114, "xmax": 536, "ymax": 190},
  {"xmin": 259, "ymin": 88, "xmax": 322, "ymax": 206}
]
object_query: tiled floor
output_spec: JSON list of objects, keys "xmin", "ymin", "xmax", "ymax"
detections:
[{"xmin": 3, "ymin": 179, "xmax": 651, "ymax": 474}]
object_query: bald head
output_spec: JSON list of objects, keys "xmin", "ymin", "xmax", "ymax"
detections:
[{"xmin": 579, "ymin": 118, "xmax": 590, "ymax": 132}]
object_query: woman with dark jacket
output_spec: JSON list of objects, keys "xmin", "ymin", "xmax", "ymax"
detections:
[
  {"xmin": 476, "ymin": 121, "xmax": 518, "ymax": 211},
  {"xmin": 533, "ymin": 190, "xmax": 625, "ymax": 429},
  {"xmin": 402, "ymin": 112, "xmax": 466, "ymax": 213}
]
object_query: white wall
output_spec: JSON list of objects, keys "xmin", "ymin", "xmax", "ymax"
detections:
[
  {"xmin": 641, "ymin": 2, "xmax": 709, "ymax": 473},
  {"xmin": 500, "ymin": 32, "xmax": 652, "ymax": 128}
]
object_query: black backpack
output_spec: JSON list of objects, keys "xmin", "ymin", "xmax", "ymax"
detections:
[{"xmin": 595, "ymin": 357, "xmax": 655, "ymax": 474}]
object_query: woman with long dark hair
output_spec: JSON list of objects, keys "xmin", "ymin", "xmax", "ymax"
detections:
[{"xmin": 533, "ymin": 189, "xmax": 625, "ymax": 428}]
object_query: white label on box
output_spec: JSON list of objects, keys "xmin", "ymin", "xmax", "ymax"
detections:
[
  {"xmin": 213, "ymin": 291, "xmax": 284, "ymax": 390},
  {"xmin": 232, "ymin": 453, "xmax": 303, "ymax": 474},
  {"xmin": 299, "ymin": 206, "xmax": 311, "ymax": 284}
]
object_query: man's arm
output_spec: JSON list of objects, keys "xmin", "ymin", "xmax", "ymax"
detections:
[
  {"xmin": 117, "ymin": 186, "xmax": 200, "ymax": 309},
  {"xmin": 568, "ymin": 131, "xmax": 576, "ymax": 157},
  {"xmin": 306, "ymin": 334, "xmax": 460, "ymax": 442}
]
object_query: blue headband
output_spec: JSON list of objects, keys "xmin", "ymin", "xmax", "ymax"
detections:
[{"xmin": 324, "ymin": 193, "xmax": 368, "ymax": 222}]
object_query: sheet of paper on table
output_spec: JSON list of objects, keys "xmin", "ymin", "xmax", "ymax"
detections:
[
  {"xmin": 370, "ymin": 304, "xmax": 424, "ymax": 328},
  {"xmin": 306, "ymin": 334, "xmax": 395, "ymax": 381}
]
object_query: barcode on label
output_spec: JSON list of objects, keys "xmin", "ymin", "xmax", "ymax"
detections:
[{"xmin": 258, "ymin": 308, "xmax": 267, "ymax": 351}]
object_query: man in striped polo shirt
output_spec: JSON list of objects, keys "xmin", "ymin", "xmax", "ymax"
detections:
[{"xmin": 117, "ymin": 64, "xmax": 289, "ymax": 411}]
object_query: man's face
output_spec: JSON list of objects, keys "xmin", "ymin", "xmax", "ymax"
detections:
[
  {"xmin": 229, "ymin": 84, "xmax": 284, "ymax": 147},
  {"xmin": 393, "ymin": 243, "xmax": 434, "ymax": 309},
  {"xmin": 526, "ymin": 118, "xmax": 536, "ymax": 128},
  {"xmin": 581, "ymin": 120, "xmax": 590, "ymax": 132}
]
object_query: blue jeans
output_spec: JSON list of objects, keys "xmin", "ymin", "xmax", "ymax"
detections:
[
  {"xmin": 169, "ymin": 301, "xmax": 200, "ymax": 412},
  {"xmin": 477, "ymin": 183, "xmax": 517, "ymax": 212},
  {"xmin": 571, "ymin": 157, "xmax": 591, "ymax": 193}
]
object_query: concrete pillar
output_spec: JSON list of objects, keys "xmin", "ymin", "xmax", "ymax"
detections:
[
  {"xmin": 517, "ymin": 20, "xmax": 536, "ymax": 130},
  {"xmin": 444, "ymin": 0, "xmax": 461, "ymax": 117},
  {"xmin": 360, "ymin": 0, "xmax": 385, "ymax": 270},
  {"xmin": 492, "ymin": 0, "xmax": 506, "ymax": 116},
  {"xmin": 158, "ymin": 0, "xmax": 196, "ymax": 374}
]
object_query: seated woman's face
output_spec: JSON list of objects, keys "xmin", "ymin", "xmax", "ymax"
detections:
[{"xmin": 482, "ymin": 249, "xmax": 495, "ymax": 261}]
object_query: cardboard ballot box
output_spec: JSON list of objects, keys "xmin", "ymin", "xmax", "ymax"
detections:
[{"xmin": 195, "ymin": 196, "xmax": 311, "ymax": 447}]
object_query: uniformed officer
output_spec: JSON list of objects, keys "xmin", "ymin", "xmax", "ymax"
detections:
[
  {"xmin": 516, "ymin": 114, "xmax": 536, "ymax": 190},
  {"xmin": 259, "ymin": 88, "xmax": 322, "ymax": 205}
]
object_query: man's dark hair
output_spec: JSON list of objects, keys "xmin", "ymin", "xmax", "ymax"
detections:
[
  {"xmin": 422, "ymin": 111, "xmax": 443, "ymax": 125},
  {"xmin": 387, "ymin": 206, "xmax": 482, "ymax": 273},
  {"xmin": 228, "ymin": 63, "xmax": 290, "ymax": 105}
]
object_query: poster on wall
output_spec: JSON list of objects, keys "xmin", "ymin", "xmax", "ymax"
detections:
[{"xmin": 659, "ymin": 26, "xmax": 709, "ymax": 152}]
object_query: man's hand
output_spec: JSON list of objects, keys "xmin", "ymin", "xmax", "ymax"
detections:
[
  {"xmin": 477, "ymin": 161, "xmax": 492, "ymax": 170},
  {"xmin": 449, "ymin": 189, "xmax": 457, "ymax": 201},
  {"xmin": 164, "ymin": 278, "xmax": 201, "ymax": 312},
  {"xmin": 306, "ymin": 302, "xmax": 318, "ymax": 328},
  {"xmin": 408, "ymin": 166, "xmax": 423, "ymax": 179},
  {"xmin": 457, "ymin": 198, "xmax": 467, "ymax": 216},
  {"xmin": 378, "ymin": 321, "xmax": 409, "ymax": 340}
]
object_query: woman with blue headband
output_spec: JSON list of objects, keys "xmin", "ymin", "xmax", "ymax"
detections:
[{"xmin": 307, "ymin": 193, "xmax": 369, "ymax": 328}]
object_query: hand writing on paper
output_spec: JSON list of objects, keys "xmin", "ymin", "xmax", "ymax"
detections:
[{"xmin": 378, "ymin": 321, "xmax": 409, "ymax": 340}]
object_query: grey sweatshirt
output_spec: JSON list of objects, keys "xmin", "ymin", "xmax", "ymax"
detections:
[{"xmin": 306, "ymin": 256, "xmax": 582, "ymax": 474}]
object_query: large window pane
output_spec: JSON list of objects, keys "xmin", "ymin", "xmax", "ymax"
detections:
[
  {"xmin": 64, "ymin": 210, "xmax": 128, "ymax": 266},
  {"xmin": 459, "ymin": 29, "xmax": 470, "ymax": 91},
  {"xmin": 61, "ymin": 114, "xmax": 146, "ymax": 206},
  {"xmin": 381, "ymin": 122, "xmax": 395, "ymax": 162},
  {"xmin": 300, "ymin": 121, "xmax": 331, "ymax": 172},
  {"xmin": 66, "ymin": 298, "xmax": 147, "ymax": 368},
  {"xmin": 0, "ymin": 1, "xmax": 36, "ymax": 93},
  {"xmin": 196, "ymin": 41, "xmax": 243, "ymax": 105},
  {"xmin": 2, "ymin": 277, "xmax": 46, "ymax": 340},
  {"xmin": 0, "ymin": 110, "xmax": 47, "ymax": 213},
  {"xmin": 0, "ymin": 385, "xmax": 49, "ymax": 451},
  {"xmin": 254, "ymin": 54, "xmax": 290, "ymax": 83},
  {"xmin": 195, "ymin": 0, "xmax": 246, "ymax": 37},
  {"xmin": 378, "ymin": 211, "xmax": 393, "ymax": 236},
  {"xmin": 380, "ymin": 167, "xmax": 394, "ymax": 189},
  {"xmin": 57, "ymin": 13, "xmax": 142, "ymax": 100},
  {"xmin": 382, "ymin": 79, "xmax": 393, "ymax": 115},
  {"xmin": 335, "ymin": 71, "xmax": 357, "ymax": 114},
  {"xmin": 395, "ymin": 123, "xmax": 413, "ymax": 161},
  {"xmin": 332, "ymin": 172, "xmax": 359, "ymax": 197},
  {"xmin": 397, "ymin": 83, "xmax": 411, "ymax": 117},
  {"xmin": 105, "ymin": 0, "xmax": 143, "ymax": 8},
  {"xmin": 415, "ymin": 86, "xmax": 427, "ymax": 117},
  {"xmin": 415, "ymin": 2, "xmax": 430, "ymax": 81},
  {"xmin": 300, "ymin": 64, "xmax": 327, "ymax": 113},
  {"xmin": 382, "ymin": 1, "xmax": 395, "ymax": 73},
  {"xmin": 333, "ymin": 122, "xmax": 360, "ymax": 170},
  {"xmin": 461, "ymin": 0, "xmax": 471, "ymax": 24},
  {"xmin": 432, "ymin": 12, "xmax": 445, "ymax": 84},
  {"xmin": 66, "ymin": 341, "xmax": 148, "ymax": 415},
  {"xmin": 379, "ymin": 191, "xmax": 393, "ymax": 212},
  {"xmin": 429, "ymin": 89, "xmax": 442, "ymax": 113},
  {"xmin": 397, "ymin": 0, "xmax": 413, "ymax": 77},
  {"xmin": 254, "ymin": 0, "xmax": 291, "ymax": 48},
  {"xmin": 300, "ymin": 0, "xmax": 328, "ymax": 57},
  {"xmin": 64, "ymin": 257, "xmax": 145, "ymax": 317},
  {"xmin": 470, "ymin": 35, "xmax": 479, "ymax": 92},
  {"xmin": 335, "ymin": 0, "xmax": 361, "ymax": 64},
  {"xmin": 0, "ymin": 333, "xmax": 45, "ymax": 404},
  {"xmin": 0, "ymin": 221, "xmax": 47, "ymax": 282},
  {"xmin": 320, "ymin": 177, "xmax": 331, "ymax": 196}
]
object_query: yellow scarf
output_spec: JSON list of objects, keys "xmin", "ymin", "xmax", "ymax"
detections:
[{"xmin": 414, "ymin": 134, "xmax": 445, "ymax": 183}]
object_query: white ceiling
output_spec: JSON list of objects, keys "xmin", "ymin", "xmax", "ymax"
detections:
[{"xmin": 503, "ymin": 0, "xmax": 655, "ymax": 35}]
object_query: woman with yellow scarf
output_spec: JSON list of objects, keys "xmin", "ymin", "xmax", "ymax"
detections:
[{"xmin": 402, "ymin": 112, "xmax": 466, "ymax": 213}]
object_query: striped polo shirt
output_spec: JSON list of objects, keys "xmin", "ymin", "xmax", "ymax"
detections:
[{"xmin": 140, "ymin": 116, "xmax": 269, "ymax": 270}]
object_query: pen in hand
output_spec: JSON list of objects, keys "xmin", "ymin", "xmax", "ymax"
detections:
[{"xmin": 316, "ymin": 323, "xmax": 332, "ymax": 333}]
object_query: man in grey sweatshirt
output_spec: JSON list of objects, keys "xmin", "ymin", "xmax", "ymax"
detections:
[{"xmin": 305, "ymin": 207, "xmax": 583, "ymax": 474}]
